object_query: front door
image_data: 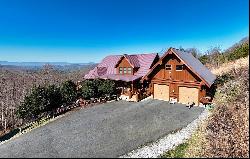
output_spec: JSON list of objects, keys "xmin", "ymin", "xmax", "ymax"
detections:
[{"xmin": 169, "ymin": 83, "xmax": 178, "ymax": 99}]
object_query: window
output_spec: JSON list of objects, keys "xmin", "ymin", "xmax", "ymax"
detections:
[
  {"xmin": 118, "ymin": 67, "xmax": 133, "ymax": 74},
  {"xmin": 165, "ymin": 64, "xmax": 171, "ymax": 70},
  {"xmin": 176, "ymin": 65, "xmax": 183, "ymax": 71},
  {"xmin": 127, "ymin": 67, "xmax": 132, "ymax": 74},
  {"xmin": 119, "ymin": 67, "xmax": 123, "ymax": 74},
  {"xmin": 123, "ymin": 67, "xmax": 127, "ymax": 74}
]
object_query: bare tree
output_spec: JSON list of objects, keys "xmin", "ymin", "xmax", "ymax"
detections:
[
  {"xmin": 185, "ymin": 47, "xmax": 202, "ymax": 58},
  {"xmin": 0, "ymin": 64, "xmax": 93, "ymax": 134}
]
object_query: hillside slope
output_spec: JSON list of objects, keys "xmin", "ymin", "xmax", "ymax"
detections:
[
  {"xmin": 204, "ymin": 56, "xmax": 249, "ymax": 157},
  {"xmin": 210, "ymin": 56, "xmax": 249, "ymax": 76},
  {"xmin": 186, "ymin": 57, "xmax": 249, "ymax": 158}
]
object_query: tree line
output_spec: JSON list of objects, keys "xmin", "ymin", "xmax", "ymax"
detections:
[{"xmin": 179, "ymin": 36, "xmax": 249, "ymax": 67}]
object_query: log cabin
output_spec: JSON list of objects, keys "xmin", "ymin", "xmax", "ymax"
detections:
[
  {"xmin": 141, "ymin": 47, "xmax": 216, "ymax": 106},
  {"xmin": 84, "ymin": 47, "xmax": 216, "ymax": 105},
  {"xmin": 84, "ymin": 53, "xmax": 159, "ymax": 101}
]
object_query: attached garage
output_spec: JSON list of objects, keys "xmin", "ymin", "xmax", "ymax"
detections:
[
  {"xmin": 179, "ymin": 87, "xmax": 199, "ymax": 106},
  {"xmin": 153, "ymin": 84, "xmax": 169, "ymax": 101},
  {"xmin": 142, "ymin": 48, "xmax": 217, "ymax": 107}
]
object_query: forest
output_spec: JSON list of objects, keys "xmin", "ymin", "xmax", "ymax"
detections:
[{"xmin": 0, "ymin": 64, "xmax": 96, "ymax": 135}]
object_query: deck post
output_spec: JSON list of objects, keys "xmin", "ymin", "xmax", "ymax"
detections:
[{"xmin": 131, "ymin": 81, "xmax": 134, "ymax": 94}]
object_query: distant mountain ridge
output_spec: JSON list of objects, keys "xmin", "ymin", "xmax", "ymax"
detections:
[
  {"xmin": 0, "ymin": 61, "xmax": 97, "ymax": 71},
  {"xmin": 0, "ymin": 61, "xmax": 95, "ymax": 67}
]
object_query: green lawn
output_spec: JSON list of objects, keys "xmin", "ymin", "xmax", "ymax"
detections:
[{"xmin": 161, "ymin": 142, "xmax": 189, "ymax": 158}]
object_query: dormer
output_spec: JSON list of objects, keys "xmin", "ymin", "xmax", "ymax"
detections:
[{"xmin": 115, "ymin": 54, "xmax": 140, "ymax": 75}]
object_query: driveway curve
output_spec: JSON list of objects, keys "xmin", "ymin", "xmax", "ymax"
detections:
[{"xmin": 0, "ymin": 99, "xmax": 203, "ymax": 158}]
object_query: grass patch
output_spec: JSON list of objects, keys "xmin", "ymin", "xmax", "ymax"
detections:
[
  {"xmin": 161, "ymin": 142, "xmax": 189, "ymax": 158},
  {"xmin": 160, "ymin": 123, "xmax": 207, "ymax": 158}
]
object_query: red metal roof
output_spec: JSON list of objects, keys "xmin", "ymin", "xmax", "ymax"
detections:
[
  {"xmin": 84, "ymin": 53, "xmax": 158, "ymax": 82},
  {"xmin": 124, "ymin": 54, "xmax": 140, "ymax": 68}
]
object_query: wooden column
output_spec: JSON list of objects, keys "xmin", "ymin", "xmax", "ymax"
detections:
[{"xmin": 131, "ymin": 81, "xmax": 134, "ymax": 94}]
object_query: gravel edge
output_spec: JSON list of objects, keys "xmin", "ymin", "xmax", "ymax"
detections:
[{"xmin": 119, "ymin": 108, "xmax": 210, "ymax": 158}]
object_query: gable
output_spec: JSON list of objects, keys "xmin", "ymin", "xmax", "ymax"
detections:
[
  {"xmin": 115, "ymin": 54, "xmax": 140, "ymax": 68},
  {"xmin": 147, "ymin": 53, "xmax": 201, "ymax": 82},
  {"xmin": 142, "ymin": 48, "xmax": 216, "ymax": 87},
  {"xmin": 116, "ymin": 57, "xmax": 134, "ymax": 75},
  {"xmin": 116, "ymin": 56, "xmax": 133, "ymax": 68},
  {"xmin": 172, "ymin": 48, "xmax": 216, "ymax": 87}
]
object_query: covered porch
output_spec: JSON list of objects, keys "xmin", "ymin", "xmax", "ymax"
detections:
[
  {"xmin": 115, "ymin": 79, "xmax": 151, "ymax": 102},
  {"xmin": 88, "ymin": 74, "xmax": 152, "ymax": 102}
]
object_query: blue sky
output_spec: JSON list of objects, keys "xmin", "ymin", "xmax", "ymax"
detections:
[{"xmin": 0, "ymin": 0, "xmax": 249, "ymax": 63}]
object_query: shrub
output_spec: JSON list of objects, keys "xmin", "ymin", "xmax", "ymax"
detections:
[
  {"xmin": 16, "ymin": 86, "xmax": 49, "ymax": 121},
  {"xmin": 92, "ymin": 79, "xmax": 102, "ymax": 97},
  {"xmin": 198, "ymin": 55, "xmax": 209, "ymax": 65},
  {"xmin": 16, "ymin": 84, "xmax": 65, "ymax": 122},
  {"xmin": 98, "ymin": 79, "xmax": 116, "ymax": 96},
  {"xmin": 226, "ymin": 43, "xmax": 249, "ymax": 61},
  {"xmin": 60, "ymin": 80, "xmax": 77, "ymax": 105},
  {"xmin": 45, "ymin": 85, "xmax": 63, "ymax": 111},
  {"xmin": 80, "ymin": 80, "xmax": 96, "ymax": 99},
  {"xmin": 80, "ymin": 79, "xmax": 116, "ymax": 99},
  {"xmin": 214, "ymin": 73, "xmax": 234, "ymax": 86}
]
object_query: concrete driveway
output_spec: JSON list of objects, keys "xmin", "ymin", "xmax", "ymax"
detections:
[{"xmin": 0, "ymin": 99, "xmax": 204, "ymax": 158}]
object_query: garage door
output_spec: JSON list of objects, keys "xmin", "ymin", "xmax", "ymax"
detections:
[
  {"xmin": 154, "ymin": 84, "xmax": 169, "ymax": 101},
  {"xmin": 179, "ymin": 87, "xmax": 199, "ymax": 106}
]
